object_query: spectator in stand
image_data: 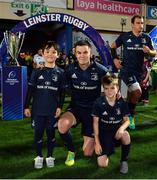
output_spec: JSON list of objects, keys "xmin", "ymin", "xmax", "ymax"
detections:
[
  {"xmin": 56, "ymin": 51, "xmax": 67, "ymax": 69},
  {"xmin": 67, "ymin": 48, "xmax": 77, "ymax": 65},
  {"xmin": 33, "ymin": 48, "xmax": 45, "ymax": 68}
]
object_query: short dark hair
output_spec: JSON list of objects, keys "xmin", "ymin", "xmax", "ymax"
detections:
[
  {"xmin": 102, "ymin": 73, "xmax": 118, "ymax": 87},
  {"xmin": 42, "ymin": 41, "xmax": 60, "ymax": 54},
  {"xmin": 131, "ymin": 14, "xmax": 143, "ymax": 24},
  {"xmin": 74, "ymin": 40, "xmax": 92, "ymax": 49}
]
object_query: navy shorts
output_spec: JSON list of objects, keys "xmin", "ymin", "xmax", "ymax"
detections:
[
  {"xmin": 121, "ymin": 74, "xmax": 138, "ymax": 87},
  {"xmin": 120, "ymin": 70, "xmax": 142, "ymax": 87},
  {"xmin": 98, "ymin": 127, "xmax": 121, "ymax": 156},
  {"xmin": 67, "ymin": 106, "xmax": 93, "ymax": 137}
]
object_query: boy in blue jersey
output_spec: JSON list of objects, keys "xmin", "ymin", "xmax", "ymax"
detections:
[
  {"xmin": 58, "ymin": 40, "xmax": 108, "ymax": 166},
  {"xmin": 24, "ymin": 41, "xmax": 65, "ymax": 169},
  {"xmin": 92, "ymin": 73, "xmax": 131, "ymax": 174},
  {"xmin": 111, "ymin": 14, "xmax": 156, "ymax": 129}
]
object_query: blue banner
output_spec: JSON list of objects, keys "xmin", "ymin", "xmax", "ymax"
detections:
[
  {"xmin": 2, "ymin": 66, "xmax": 27, "ymax": 120},
  {"xmin": 147, "ymin": 6, "xmax": 157, "ymax": 19},
  {"xmin": 149, "ymin": 26, "xmax": 157, "ymax": 50}
]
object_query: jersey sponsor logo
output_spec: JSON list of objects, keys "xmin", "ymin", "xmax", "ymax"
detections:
[
  {"xmin": 101, "ymin": 118, "xmax": 121, "ymax": 124},
  {"xmin": 135, "ymin": 44, "xmax": 140, "ymax": 48},
  {"xmin": 102, "ymin": 111, "xmax": 108, "ymax": 115},
  {"xmin": 127, "ymin": 38, "xmax": 132, "ymax": 42},
  {"xmin": 80, "ymin": 81, "xmax": 87, "ymax": 86},
  {"xmin": 109, "ymin": 117, "xmax": 115, "ymax": 121},
  {"xmin": 71, "ymin": 73, "xmax": 77, "ymax": 79},
  {"xmin": 73, "ymin": 84, "xmax": 97, "ymax": 90},
  {"xmin": 45, "ymin": 81, "xmax": 51, "ymax": 85},
  {"xmin": 37, "ymin": 85, "xmax": 58, "ymax": 91},
  {"xmin": 127, "ymin": 46, "xmax": 143, "ymax": 50},
  {"xmin": 101, "ymin": 119, "xmax": 109, "ymax": 124},
  {"xmin": 38, "ymin": 75, "xmax": 44, "ymax": 79}
]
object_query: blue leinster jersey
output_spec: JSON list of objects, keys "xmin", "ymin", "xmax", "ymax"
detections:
[
  {"xmin": 92, "ymin": 96, "xmax": 130, "ymax": 130},
  {"xmin": 29, "ymin": 66, "xmax": 65, "ymax": 116},
  {"xmin": 115, "ymin": 31, "xmax": 154, "ymax": 78},
  {"xmin": 65, "ymin": 61, "xmax": 108, "ymax": 108}
]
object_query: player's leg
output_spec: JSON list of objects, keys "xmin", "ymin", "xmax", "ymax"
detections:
[
  {"xmin": 119, "ymin": 130, "xmax": 131, "ymax": 174},
  {"xmin": 128, "ymin": 82, "xmax": 142, "ymax": 129},
  {"xmin": 58, "ymin": 111, "xmax": 77, "ymax": 166},
  {"xmin": 97, "ymin": 131, "xmax": 115, "ymax": 168},
  {"xmin": 33, "ymin": 116, "xmax": 45, "ymax": 169},
  {"xmin": 83, "ymin": 136, "xmax": 95, "ymax": 156},
  {"xmin": 81, "ymin": 108, "xmax": 95, "ymax": 156},
  {"xmin": 122, "ymin": 74, "xmax": 142, "ymax": 129},
  {"xmin": 97, "ymin": 155, "xmax": 109, "ymax": 167},
  {"xmin": 45, "ymin": 116, "xmax": 56, "ymax": 167}
]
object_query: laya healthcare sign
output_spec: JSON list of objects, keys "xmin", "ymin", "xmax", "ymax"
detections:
[{"xmin": 75, "ymin": 0, "xmax": 141, "ymax": 16}]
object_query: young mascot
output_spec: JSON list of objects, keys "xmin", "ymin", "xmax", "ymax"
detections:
[
  {"xmin": 24, "ymin": 41, "xmax": 65, "ymax": 169},
  {"xmin": 92, "ymin": 73, "xmax": 131, "ymax": 174}
]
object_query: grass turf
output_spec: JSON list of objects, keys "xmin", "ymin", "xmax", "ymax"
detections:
[{"xmin": 0, "ymin": 92, "xmax": 157, "ymax": 179}]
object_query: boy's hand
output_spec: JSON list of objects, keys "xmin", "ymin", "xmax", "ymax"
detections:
[
  {"xmin": 115, "ymin": 127, "xmax": 124, "ymax": 140},
  {"xmin": 55, "ymin": 108, "xmax": 61, "ymax": 118},
  {"xmin": 24, "ymin": 108, "xmax": 31, "ymax": 117},
  {"xmin": 95, "ymin": 143, "xmax": 102, "ymax": 155}
]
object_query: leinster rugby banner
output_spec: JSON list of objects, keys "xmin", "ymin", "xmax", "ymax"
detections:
[
  {"xmin": 2, "ymin": 66, "xmax": 27, "ymax": 120},
  {"xmin": 0, "ymin": 13, "xmax": 111, "ymax": 66}
]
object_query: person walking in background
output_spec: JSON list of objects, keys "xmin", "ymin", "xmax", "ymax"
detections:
[
  {"xmin": 67, "ymin": 47, "xmax": 77, "ymax": 65},
  {"xmin": 140, "ymin": 57, "xmax": 151, "ymax": 105},
  {"xmin": 58, "ymin": 40, "xmax": 108, "ymax": 166},
  {"xmin": 110, "ymin": 14, "xmax": 156, "ymax": 129},
  {"xmin": 24, "ymin": 41, "xmax": 65, "ymax": 169},
  {"xmin": 92, "ymin": 73, "xmax": 131, "ymax": 174},
  {"xmin": 33, "ymin": 48, "xmax": 45, "ymax": 68}
]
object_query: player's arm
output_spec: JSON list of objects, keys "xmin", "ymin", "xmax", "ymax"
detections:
[
  {"xmin": 58, "ymin": 88, "xmax": 65, "ymax": 109},
  {"xmin": 93, "ymin": 116, "xmax": 102, "ymax": 155},
  {"xmin": 143, "ymin": 45, "xmax": 156, "ymax": 57},
  {"xmin": 115, "ymin": 116, "xmax": 130, "ymax": 140},
  {"xmin": 110, "ymin": 42, "xmax": 122, "ymax": 69},
  {"xmin": 24, "ymin": 84, "xmax": 34, "ymax": 117},
  {"xmin": 55, "ymin": 108, "xmax": 61, "ymax": 118},
  {"xmin": 121, "ymin": 116, "xmax": 130, "ymax": 130},
  {"xmin": 55, "ymin": 88, "xmax": 65, "ymax": 118}
]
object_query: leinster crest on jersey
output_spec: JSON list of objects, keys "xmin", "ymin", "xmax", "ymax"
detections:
[
  {"xmin": 52, "ymin": 74, "xmax": 58, "ymax": 82},
  {"xmin": 116, "ymin": 108, "xmax": 121, "ymax": 115},
  {"xmin": 91, "ymin": 73, "xmax": 98, "ymax": 81}
]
